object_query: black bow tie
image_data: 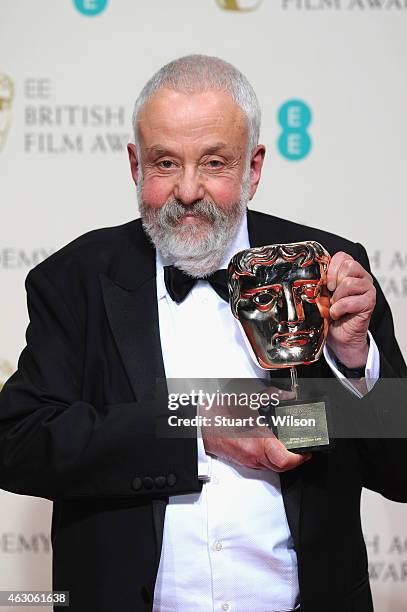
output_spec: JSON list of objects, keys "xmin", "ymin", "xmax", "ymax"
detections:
[{"xmin": 163, "ymin": 265, "xmax": 229, "ymax": 304}]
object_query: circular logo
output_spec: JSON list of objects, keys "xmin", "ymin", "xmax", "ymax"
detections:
[
  {"xmin": 216, "ymin": 0, "xmax": 263, "ymax": 11},
  {"xmin": 278, "ymin": 132, "xmax": 312, "ymax": 162},
  {"xmin": 73, "ymin": 0, "xmax": 108, "ymax": 16},
  {"xmin": 277, "ymin": 99, "xmax": 312, "ymax": 161}
]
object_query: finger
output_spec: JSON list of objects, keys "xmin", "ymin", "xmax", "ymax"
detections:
[
  {"xmin": 266, "ymin": 451, "xmax": 312, "ymax": 472},
  {"xmin": 331, "ymin": 276, "xmax": 373, "ymax": 304},
  {"xmin": 330, "ymin": 291, "xmax": 376, "ymax": 320},
  {"xmin": 212, "ymin": 436, "xmax": 312, "ymax": 472},
  {"xmin": 265, "ymin": 456, "xmax": 312, "ymax": 472},
  {"xmin": 336, "ymin": 257, "xmax": 363, "ymax": 288},
  {"xmin": 263, "ymin": 437, "xmax": 312, "ymax": 472},
  {"xmin": 327, "ymin": 252, "xmax": 353, "ymax": 292},
  {"xmin": 336, "ymin": 258, "xmax": 369, "ymax": 288},
  {"xmin": 211, "ymin": 437, "xmax": 263, "ymax": 470}
]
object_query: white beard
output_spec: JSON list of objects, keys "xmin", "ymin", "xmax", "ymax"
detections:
[{"xmin": 137, "ymin": 175, "xmax": 250, "ymax": 278}]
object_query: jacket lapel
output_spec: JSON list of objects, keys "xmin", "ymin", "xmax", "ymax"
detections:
[
  {"xmin": 247, "ymin": 208, "xmax": 304, "ymax": 555},
  {"xmin": 99, "ymin": 220, "xmax": 168, "ymax": 566},
  {"xmin": 247, "ymin": 208, "xmax": 279, "ymax": 248},
  {"xmin": 99, "ymin": 219, "xmax": 165, "ymax": 401}
]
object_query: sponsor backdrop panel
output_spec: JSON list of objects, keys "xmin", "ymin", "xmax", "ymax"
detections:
[{"xmin": 1, "ymin": 1, "xmax": 406, "ymax": 610}]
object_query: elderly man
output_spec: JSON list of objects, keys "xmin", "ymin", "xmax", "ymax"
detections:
[{"xmin": 0, "ymin": 55, "xmax": 406, "ymax": 612}]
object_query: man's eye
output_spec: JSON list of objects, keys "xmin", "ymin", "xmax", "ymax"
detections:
[
  {"xmin": 159, "ymin": 160, "xmax": 175, "ymax": 169},
  {"xmin": 206, "ymin": 160, "xmax": 223, "ymax": 169}
]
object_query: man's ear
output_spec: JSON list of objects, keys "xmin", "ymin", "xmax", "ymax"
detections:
[
  {"xmin": 127, "ymin": 143, "xmax": 139, "ymax": 185},
  {"xmin": 249, "ymin": 145, "xmax": 266, "ymax": 200}
]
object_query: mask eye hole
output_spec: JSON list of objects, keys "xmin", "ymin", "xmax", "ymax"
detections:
[
  {"xmin": 253, "ymin": 291, "xmax": 276, "ymax": 306},
  {"xmin": 300, "ymin": 284, "xmax": 321, "ymax": 303}
]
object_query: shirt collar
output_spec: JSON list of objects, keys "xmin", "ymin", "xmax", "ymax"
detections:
[{"xmin": 156, "ymin": 211, "xmax": 250, "ymax": 300}]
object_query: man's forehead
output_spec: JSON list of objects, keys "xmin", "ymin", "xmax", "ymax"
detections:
[{"xmin": 137, "ymin": 88, "xmax": 247, "ymax": 145}]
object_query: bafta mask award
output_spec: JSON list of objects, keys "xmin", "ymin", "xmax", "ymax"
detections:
[
  {"xmin": 0, "ymin": 74, "xmax": 14, "ymax": 152},
  {"xmin": 228, "ymin": 241, "xmax": 332, "ymax": 453}
]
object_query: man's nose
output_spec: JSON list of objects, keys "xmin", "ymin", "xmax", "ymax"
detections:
[{"xmin": 173, "ymin": 167, "xmax": 205, "ymax": 205}]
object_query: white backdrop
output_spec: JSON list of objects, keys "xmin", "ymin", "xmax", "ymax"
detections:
[{"xmin": 1, "ymin": 1, "xmax": 407, "ymax": 610}]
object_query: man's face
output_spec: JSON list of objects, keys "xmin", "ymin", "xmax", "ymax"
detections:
[
  {"xmin": 135, "ymin": 87, "xmax": 249, "ymax": 210},
  {"xmin": 127, "ymin": 88, "xmax": 265, "ymax": 276},
  {"xmin": 235, "ymin": 256, "xmax": 330, "ymax": 368}
]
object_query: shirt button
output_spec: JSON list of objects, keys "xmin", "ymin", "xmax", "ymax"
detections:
[
  {"xmin": 212, "ymin": 476, "xmax": 220, "ymax": 485},
  {"xmin": 222, "ymin": 604, "xmax": 230, "ymax": 611},
  {"xmin": 213, "ymin": 540, "xmax": 222, "ymax": 551}
]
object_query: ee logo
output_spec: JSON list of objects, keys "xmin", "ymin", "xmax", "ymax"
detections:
[
  {"xmin": 277, "ymin": 100, "xmax": 312, "ymax": 161},
  {"xmin": 73, "ymin": 0, "xmax": 108, "ymax": 16}
]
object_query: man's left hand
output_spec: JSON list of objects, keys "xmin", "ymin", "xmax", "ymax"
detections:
[{"xmin": 326, "ymin": 251, "xmax": 376, "ymax": 368}]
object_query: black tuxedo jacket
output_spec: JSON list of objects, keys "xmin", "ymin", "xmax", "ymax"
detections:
[{"xmin": 0, "ymin": 209, "xmax": 406, "ymax": 612}]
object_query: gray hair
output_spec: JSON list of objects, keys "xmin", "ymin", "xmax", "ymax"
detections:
[{"xmin": 132, "ymin": 54, "xmax": 261, "ymax": 158}]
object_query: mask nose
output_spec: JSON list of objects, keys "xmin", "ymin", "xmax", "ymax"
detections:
[{"xmin": 279, "ymin": 283, "xmax": 304, "ymax": 326}]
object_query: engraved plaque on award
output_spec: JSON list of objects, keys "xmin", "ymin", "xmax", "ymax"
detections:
[{"xmin": 228, "ymin": 241, "xmax": 332, "ymax": 452}]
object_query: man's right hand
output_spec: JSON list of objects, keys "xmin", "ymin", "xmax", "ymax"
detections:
[
  {"xmin": 202, "ymin": 432, "xmax": 312, "ymax": 473},
  {"xmin": 199, "ymin": 383, "xmax": 313, "ymax": 473}
]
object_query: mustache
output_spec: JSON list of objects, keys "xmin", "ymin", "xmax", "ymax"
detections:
[{"xmin": 154, "ymin": 198, "xmax": 229, "ymax": 226}]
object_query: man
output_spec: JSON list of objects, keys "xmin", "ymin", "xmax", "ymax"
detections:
[{"xmin": 0, "ymin": 55, "xmax": 406, "ymax": 612}]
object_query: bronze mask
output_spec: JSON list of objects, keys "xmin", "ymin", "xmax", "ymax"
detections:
[{"xmin": 228, "ymin": 241, "xmax": 331, "ymax": 369}]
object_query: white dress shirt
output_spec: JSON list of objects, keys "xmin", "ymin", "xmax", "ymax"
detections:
[{"xmin": 152, "ymin": 214, "xmax": 379, "ymax": 612}]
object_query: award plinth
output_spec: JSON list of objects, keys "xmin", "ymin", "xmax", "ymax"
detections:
[
  {"xmin": 228, "ymin": 240, "xmax": 333, "ymax": 453},
  {"xmin": 266, "ymin": 367, "xmax": 331, "ymax": 453}
]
